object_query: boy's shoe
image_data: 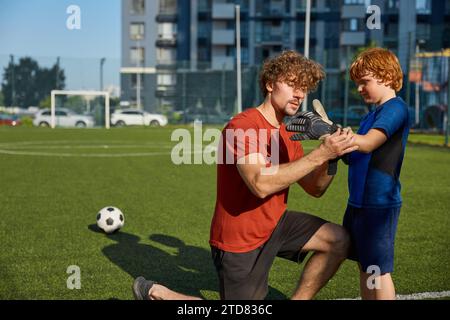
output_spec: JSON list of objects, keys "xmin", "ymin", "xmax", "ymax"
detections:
[{"xmin": 132, "ymin": 276, "xmax": 156, "ymax": 300}]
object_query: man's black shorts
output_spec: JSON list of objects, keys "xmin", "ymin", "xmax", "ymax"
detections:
[{"xmin": 211, "ymin": 210, "xmax": 328, "ymax": 300}]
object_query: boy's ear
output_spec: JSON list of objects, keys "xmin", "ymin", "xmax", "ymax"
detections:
[{"xmin": 266, "ymin": 82, "xmax": 273, "ymax": 93}]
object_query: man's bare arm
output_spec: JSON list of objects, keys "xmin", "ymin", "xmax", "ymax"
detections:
[
  {"xmin": 297, "ymin": 128, "xmax": 357, "ymax": 197},
  {"xmin": 236, "ymin": 129, "xmax": 359, "ymax": 199}
]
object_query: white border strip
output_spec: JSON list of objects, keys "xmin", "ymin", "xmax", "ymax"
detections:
[{"xmin": 336, "ymin": 290, "xmax": 450, "ymax": 300}]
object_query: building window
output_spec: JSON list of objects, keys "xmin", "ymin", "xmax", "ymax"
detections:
[
  {"xmin": 343, "ymin": 0, "xmax": 364, "ymax": 4},
  {"xmin": 198, "ymin": 46, "xmax": 210, "ymax": 62},
  {"xmin": 160, "ymin": 0, "xmax": 177, "ymax": 14},
  {"xmin": 417, "ymin": 23, "xmax": 431, "ymax": 41},
  {"xmin": 130, "ymin": 0, "xmax": 145, "ymax": 15},
  {"xmin": 296, "ymin": 0, "xmax": 317, "ymax": 12},
  {"xmin": 388, "ymin": 0, "xmax": 399, "ymax": 11},
  {"xmin": 198, "ymin": 0, "xmax": 211, "ymax": 12},
  {"xmin": 342, "ymin": 18, "xmax": 361, "ymax": 32},
  {"xmin": 130, "ymin": 23, "xmax": 145, "ymax": 40},
  {"xmin": 350, "ymin": 19, "xmax": 358, "ymax": 31},
  {"xmin": 157, "ymin": 48, "xmax": 176, "ymax": 64},
  {"xmin": 325, "ymin": 0, "xmax": 341, "ymax": 11},
  {"xmin": 131, "ymin": 74, "xmax": 144, "ymax": 89},
  {"xmin": 198, "ymin": 21, "xmax": 211, "ymax": 39},
  {"xmin": 416, "ymin": 0, "xmax": 431, "ymax": 14},
  {"xmin": 130, "ymin": 47, "xmax": 145, "ymax": 66},
  {"xmin": 158, "ymin": 23, "xmax": 176, "ymax": 40},
  {"xmin": 157, "ymin": 74, "xmax": 176, "ymax": 86}
]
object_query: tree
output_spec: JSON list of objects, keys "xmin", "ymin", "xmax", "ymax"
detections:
[
  {"xmin": 39, "ymin": 95, "xmax": 51, "ymax": 109},
  {"xmin": 0, "ymin": 91, "xmax": 4, "ymax": 106},
  {"xmin": 1, "ymin": 57, "xmax": 65, "ymax": 108}
]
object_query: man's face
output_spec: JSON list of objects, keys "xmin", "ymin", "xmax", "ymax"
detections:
[
  {"xmin": 356, "ymin": 74, "xmax": 393, "ymax": 106},
  {"xmin": 267, "ymin": 81, "xmax": 306, "ymax": 116}
]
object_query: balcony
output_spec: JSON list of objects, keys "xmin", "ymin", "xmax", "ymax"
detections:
[
  {"xmin": 212, "ymin": 29, "xmax": 235, "ymax": 45},
  {"xmin": 156, "ymin": 60, "xmax": 177, "ymax": 70},
  {"xmin": 156, "ymin": 86, "xmax": 177, "ymax": 98},
  {"xmin": 257, "ymin": 33, "xmax": 283, "ymax": 45},
  {"xmin": 342, "ymin": 5, "xmax": 366, "ymax": 18},
  {"xmin": 340, "ymin": 32, "xmax": 365, "ymax": 46},
  {"xmin": 156, "ymin": 11, "xmax": 177, "ymax": 23},
  {"xmin": 212, "ymin": 3, "xmax": 235, "ymax": 19},
  {"xmin": 155, "ymin": 36, "xmax": 177, "ymax": 47},
  {"xmin": 212, "ymin": 56, "xmax": 234, "ymax": 70}
]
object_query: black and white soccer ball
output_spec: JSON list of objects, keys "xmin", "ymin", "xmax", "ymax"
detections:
[{"xmin": 96, "ymin": 206, "xmax": 125, "ymax": 234}]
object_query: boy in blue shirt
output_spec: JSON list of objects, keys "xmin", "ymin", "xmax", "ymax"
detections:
[{"xmin": 344, "ymin": 48, "xmax": 410, "ymax": 300}]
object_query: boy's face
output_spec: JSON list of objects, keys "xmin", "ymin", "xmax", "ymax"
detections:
[
  {"xmin": 267, "ymin": 81, "xmax": 305, "ymax": 117},
  {"xmin": 355, "ymin": 74, "xmax": 394, "ymax": 106}
]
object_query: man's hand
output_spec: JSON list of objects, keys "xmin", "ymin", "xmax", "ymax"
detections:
[
  {"xmin": 286, "ymin": 110, "xmax": 340, "ymax": 141},
  {"xmin": 340, "ymin": 127, "xmax": 354, "ymax": 165},
  {"xmin": 320, "ymin": 128, "xmax": 358, "ymax": 160}
]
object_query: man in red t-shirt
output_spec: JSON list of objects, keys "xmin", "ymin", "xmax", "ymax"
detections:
[{"xmin": 132, "ymin": 51, "xmax": 358, "ymax": 300}]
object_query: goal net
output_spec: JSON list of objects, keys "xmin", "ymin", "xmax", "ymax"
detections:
[{"xmin": 50, "ymin": 90, "xmax": 110, "ymax": 128}]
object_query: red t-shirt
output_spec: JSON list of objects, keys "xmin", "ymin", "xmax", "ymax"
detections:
[{"xmin": 209, "ymin": 108, "xmax": 304, "ymax": 253}]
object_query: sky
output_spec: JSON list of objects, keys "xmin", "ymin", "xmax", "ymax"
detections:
[{"xmin": 0, "ymin": 0, "xmax": 121, "ymax": 92}]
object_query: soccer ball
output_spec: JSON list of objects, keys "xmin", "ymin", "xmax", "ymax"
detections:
[{"xmin": 96, "ymin": 206, "xmax": 124, "ymax": 234}]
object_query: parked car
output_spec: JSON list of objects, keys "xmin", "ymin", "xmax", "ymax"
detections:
[
  {"xmin": 0, "ymin": 114, "xmax": 22, "ymax": 127},
  {"xmin": 111, "ymin": 109, "xmax": 168, "ymax": 127},
  {"xmin": 33, "ymin": 108, "xmax": 95, "ymax": 128}
]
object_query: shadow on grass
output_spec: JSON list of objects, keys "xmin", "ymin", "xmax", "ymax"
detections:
[{"xmin": 88, "ymin": 224, "xmax": 287, "ymax": 300}]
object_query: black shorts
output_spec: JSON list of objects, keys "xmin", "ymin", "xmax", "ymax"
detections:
[{"xmin": 211, "ymin": 210, "xmax": 328, "ymax": 300}]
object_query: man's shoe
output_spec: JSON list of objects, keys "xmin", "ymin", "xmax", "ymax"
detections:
[{"xmin": 132, "ymin": 276, "xmax": 155, "ymax": 300}]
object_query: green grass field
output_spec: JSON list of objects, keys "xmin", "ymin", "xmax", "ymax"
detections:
[{"xmin": 0, "ymin": 126, "xmax": 449, "ymax": 300}]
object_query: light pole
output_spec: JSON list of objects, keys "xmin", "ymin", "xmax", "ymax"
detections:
[
  {"xmin": 10, "ymin": 55, "xmax": 15, "ymax": 107},
  {"xmin": 235, "ymin": 5, "xmax": 242, "ymax": 115},
  {"xmin": 100, "ymin": 57, "xmax": 106, "ymax": 92},
  {"xmin": 56, "ymin": 57, "xmax": 60, "ymax": 89},
  {"xmin": 343, "ymin": 46, "xmax": 351, "ymax": 128},
  {"xmin": 302, "ymin": 0, "xmax": 311, "ymax": 112},
  {"xmin": 136, "ymin": 41, "xmax": 142, "ymax": 110},
  {"xmin": 415, "ymin": 40, "xmax": 425, "ymax": 127},
  {"xmin": 446, "ymin": 56, "xmax": 450, "ymax": 147}
]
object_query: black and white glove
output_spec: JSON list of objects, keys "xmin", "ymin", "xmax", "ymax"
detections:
[{"xmin": 286, "ymin": 111, "xmax": 340, "ymax": 141}]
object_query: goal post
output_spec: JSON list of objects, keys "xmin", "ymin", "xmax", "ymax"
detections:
[{"xmin": 50, "ymin": 90, "xmax": 110, "ymax": 129}]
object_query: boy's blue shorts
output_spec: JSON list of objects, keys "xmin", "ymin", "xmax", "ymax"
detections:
[{"xmin": 343, "ymin": 205, "xmax": 401, "ymax": 274}]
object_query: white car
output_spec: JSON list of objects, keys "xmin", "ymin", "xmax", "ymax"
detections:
[
  {"xmin": 111, "ymin": 109, "xmax": 168, "ymax": 127},
  {"xmin": 33, "ymin": 108, "xmax": 95, "ymax": 128}
]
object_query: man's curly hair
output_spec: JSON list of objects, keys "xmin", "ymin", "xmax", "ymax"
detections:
[
  {"xmin": 350, "ymin": 48, "xmax": 403, "ymax": 92},
  {"xmin": 259, "ymin": 50, "xmax": 325, "ymax": 97}
]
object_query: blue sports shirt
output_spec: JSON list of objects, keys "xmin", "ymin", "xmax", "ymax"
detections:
[{"xmin": 347, "ymin": 97, "xmax": 410, "ymax": 209}]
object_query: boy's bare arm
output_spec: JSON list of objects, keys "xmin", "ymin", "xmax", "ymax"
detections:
[{"xmin": 349, "ymin": 128, "xmax": 388, "ymax": 153}]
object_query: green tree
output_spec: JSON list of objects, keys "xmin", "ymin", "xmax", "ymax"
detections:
[
  {"xmin": 1, "ymin": 57, "xmax": 65, "ymax": 108},
  {"xmin": 39, "ymin": 95, "xmax": 51, "ymax": 109},
  {"xmin": 0, "ymin": 91, "xmax": 4, "ymax": 106}
]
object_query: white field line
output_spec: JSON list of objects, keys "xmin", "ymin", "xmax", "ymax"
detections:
[
  {"xmin": 0, "ymin": 141, "xmax": 315, "ymax": 158},
  {"xmin": 336, "ymin": 290, "xmax": 450, "ymax": 300}
]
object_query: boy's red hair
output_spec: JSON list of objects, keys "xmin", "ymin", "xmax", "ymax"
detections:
[{"xmin": 350, "ymin": 48, "xmax": 403, "ymax": 92}]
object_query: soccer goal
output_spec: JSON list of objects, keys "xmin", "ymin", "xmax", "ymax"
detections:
[{"xmin": 50, "ymin": 90, "xmax": 110, "ymax": 129}]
